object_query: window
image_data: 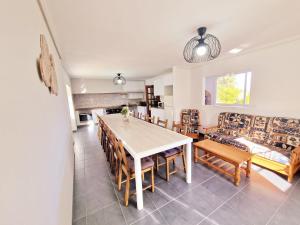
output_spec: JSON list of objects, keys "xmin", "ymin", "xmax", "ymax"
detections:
[{"xmin": 205, "ymin": 72, "xmax": 252, "ymax": 106}]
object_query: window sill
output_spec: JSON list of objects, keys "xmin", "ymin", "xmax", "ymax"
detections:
[{"xmin": 204, "ymin": 104, "xmax": 250, "ymax": 109}]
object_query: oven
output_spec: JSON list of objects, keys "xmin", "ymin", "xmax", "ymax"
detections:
[{"xmin": 79, "ymin": 113, "xmax": 93, "ymax": 122}]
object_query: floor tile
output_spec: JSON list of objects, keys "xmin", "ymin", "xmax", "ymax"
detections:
[
  {"xmin": 73, "ymin": 217, "xmax": 86, "ymax": 225},
  {"xmin": 200, "ymin": 176, "xmax": 240, "ymax": 201},
  {"xmin": 86, "ymin": 203, "xmax": 126, "ymax": 225},
  {"xmin": 267, "ymin": 198, "xmax": 300, "ymax": 225},
  {"xmin": 206, "ymin": 203, "xmax": 249, "ymax": 225},
  {"xmin": 177, "ymin": 184, "xmax": 224, "ymax": 216},
  {"xmin": 73, "ymin": 195, "xmax": 86, "ymax": 221},
  {"xmin": 224, "ymin": 191, "xmax": 279, "ymax": 225},
  {"xmin": 119, "ymin": 193, "xmax": 157, "ymax": 224},
  {"xmin": 132, "ymin": 211, "xmax": 168, "ymax": 225},
  {"xmin": 159, "ymin": 199, "xmax": 204, "ymax": 225}
]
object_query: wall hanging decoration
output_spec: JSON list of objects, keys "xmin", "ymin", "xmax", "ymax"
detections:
[
  {"xmin": 113, "ymin": 73, "xmax": 126, "ymax": 85},
  {"xmin": 38, "ymin": 34, "xmax": 58, "ymax": 95},
  {"xmin": 183, "ymin": 27, "xmax": 221, "ymax": 63}
]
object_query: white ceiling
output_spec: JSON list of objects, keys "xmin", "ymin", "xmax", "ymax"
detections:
[{"xmin": 44, "ymin": 0, "xmax": 300, "ymax": 79}]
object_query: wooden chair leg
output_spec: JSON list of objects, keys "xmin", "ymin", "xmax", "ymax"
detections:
[
  {"xmin": 124, "ymin": 175, "xmax": 130, "ymax": 206},
  {"xmin": 142, "ymin": 172, "xmax": 145, "ymax": 181},
  {"xmin": 166, "ymin": 159, "xmax": 170, "ymax": 182},
  {"xmin": 115, "ymin": 159, "xmax": 119, "ymax": 184},
  {"xmin": 182, "ymin": 152, "xmax": 186, "ymax": 173},
  {"xmin": 156, "ymin": 155, "xmax": 159, "ymax": 172},
  {"xmin": 194, "ymin": 147, "xmax": 198, "ymax": 163},
  {"xmin": 118, "ymin": 166, "xmax": 123, "ymax": 191},
  {"xmin": 151, "ymin": 167, "xmax": 155, "ymax": 192}
]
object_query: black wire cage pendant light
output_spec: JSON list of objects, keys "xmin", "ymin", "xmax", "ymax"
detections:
[
  {"xmin": 113, "ymin": 73, "xmax": 126, "ymax": 85},
  {"xmin": 183, "ymin": 27, "xmax": 221, "ymax": 63}
]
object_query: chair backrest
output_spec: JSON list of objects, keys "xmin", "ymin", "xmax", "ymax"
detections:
[
  {"xmin": 157, "ymin": 117, "xmax": 168, "ymax": 128},
  {"xmin": 149, "ymin": 116, "xmax": 155, "ymax": 124},
  {"xmin": 145, "ymin": 114, "xmax": 155, "ymax": 123},
  {"xmin": 172, "ymin": 121, "xmax": 187, "ymax": 135},
  {"xmin": 115, "ymin": 138, "xmax": 129, "ymax": 172},
  {"xmin": 180, "ymin": 109, "xmax": 201, "ymax": 133}
]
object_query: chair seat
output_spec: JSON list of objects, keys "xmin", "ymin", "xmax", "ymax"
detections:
[
  {"xmin": 186, "ymin": 133, "xmax": 199, "ymax": 140},
  {"xmin": 159, "ymin": 148, "xmax": 181, "ymax": 158},
  {"xmin": 127, "ymin": 156, "xmax": 154, "ymax": 171}
]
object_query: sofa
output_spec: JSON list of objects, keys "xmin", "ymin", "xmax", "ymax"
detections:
[{"xmin": 205, "ymin": 112, "xmax": 300, "ymax": 182}]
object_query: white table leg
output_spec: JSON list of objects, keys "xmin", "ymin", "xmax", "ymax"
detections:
[
  {"xmin": 186, "ymin": 142, "xmax": 192, "ymax": 183},
  {"xmin": 134, "ymin": 157, "xmax": 143, "ymax": 210}
]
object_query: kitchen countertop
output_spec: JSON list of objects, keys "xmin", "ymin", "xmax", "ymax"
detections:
[{"xmin": 151, "ymin": 107, "xmax": 165, "ymax": 110}]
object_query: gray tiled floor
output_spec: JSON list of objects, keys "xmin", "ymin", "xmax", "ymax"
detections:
[{"xmin": 72, "ymin": 125, "xmax": 300, "ymax": 225}]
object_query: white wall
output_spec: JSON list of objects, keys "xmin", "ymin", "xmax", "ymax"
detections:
[
  {"xmin": 173, "ymin": 66, "xmax": 192, "ymax": 121},
  {"xmin": 0, "ymin": 1, "xmax": 74, "ymax": 225},
  {"xmin": 71, "ymin": 78, "xmax": 123, "ymax": 93},
  {"xmin": 190, "ymin": 38, "xmax": 300, "ymax": 126}
]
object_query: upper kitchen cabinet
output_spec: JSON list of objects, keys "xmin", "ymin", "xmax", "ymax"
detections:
[
  {"xmin": 71, "ymin": 78, "xmax": 144, "ymax": 94},
  {"xmin": 122, "ymin": 80, "xmax": 145, "ymax": 92}
]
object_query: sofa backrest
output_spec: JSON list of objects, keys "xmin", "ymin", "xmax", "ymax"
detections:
[
  {"xmin": 267, "ymin": 117, "xmax": 300, "ymax": 151},
  {"xmin": 217, "ymin": 112, "xmax": 300, "ymax": 151}
]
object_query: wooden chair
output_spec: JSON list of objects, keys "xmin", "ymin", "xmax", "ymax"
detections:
[
  {"xmin": 116, "ymin": 139, "xmax": 155, "ymax": 206},
  {"xmin": 145, "ymin": 114, "xmax": 155, "ymax": 123},
  {"xmin": 101, "ymin": 123, "xmax": 109, "ymax": 153},
  {"xmin": 141, "ymin": 114, "xmax": 146, "ymax": 121},
  {"xmin": 107, "ymin": 130, "xmax": 119, "ymax": 174},
  {"xmin": 157, "ymin": 117, "xmax": 168, "ymax": 128},
  {"xmin": 156, "ymin": 122, "xmax": 187, "ymax": 181},
  {"xmin": 180, "ymin": 109, "xmax": 201, "ymax": 141},
  {"xmin": 97, "ymin": 116, "xmax": 103, "ymax": 145}
]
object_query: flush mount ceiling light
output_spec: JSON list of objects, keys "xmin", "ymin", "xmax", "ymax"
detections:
[
  {"xmin": 113, "ymin": 73, "xmax": 126, "ymax": 85},
  {"xmin": 183, "ymin": 27, "xmax": 221, "ymax": 63}
]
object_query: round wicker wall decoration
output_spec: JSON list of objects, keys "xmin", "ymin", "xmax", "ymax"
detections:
[{"xmin": 38, "ymin": 34, "xmax": 58, "ymax": 95}]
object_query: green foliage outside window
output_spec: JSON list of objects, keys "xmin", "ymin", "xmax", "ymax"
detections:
[{"xmin": 216, "ymin": 74, "xmax": 251, "ymax": 105}]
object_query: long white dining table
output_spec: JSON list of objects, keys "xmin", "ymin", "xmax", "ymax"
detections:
[{"xmin": 100, "ymin": 114, "xmax": 193, "ymax": 210}]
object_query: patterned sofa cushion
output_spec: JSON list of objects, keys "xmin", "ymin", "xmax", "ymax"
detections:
[
  {"xmin": 222, "ymin": 112, "xmax": 241, "ymax": 129},
  {"xmin": 248, "ymin": 116, "xmax": 271, "ymax": 144},
  {"xmin": 206, "ymin": 132, "xmax": 249, "ymax": 151},
  {"xmin": 267, "ymin": 117, "xmax": 300, "ymax": 152},
  {"xmin": 238, "ymin": 114, "xmax": 254, "ymax": 137},
  {"xmin": 218, "ymin": 113, "xmax": 254, "ymax": 137}
]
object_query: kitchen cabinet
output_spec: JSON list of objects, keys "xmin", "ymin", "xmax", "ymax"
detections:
[{"xmin": 137, "ymin": 106, "xmax": 147, "ymax": 116}]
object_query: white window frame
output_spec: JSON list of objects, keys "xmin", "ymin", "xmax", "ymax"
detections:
[{"xmin": 205, "ymin": 71, "xmax": 252, "ymax": 107}]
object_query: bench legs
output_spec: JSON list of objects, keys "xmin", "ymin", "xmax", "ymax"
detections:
[
  {"xmin": 246, "ymin": 159, "xmax": 252, "ymax": 178},
  {"xmin": 234, "ymin": 165, "xmax": 241, "ymax": 186}
]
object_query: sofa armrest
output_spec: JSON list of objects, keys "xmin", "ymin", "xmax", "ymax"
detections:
[
  {"xmin": 202, "ymin": 125, "xmax": 219, "ymax": 134},
  {"xmin": 290, "ymin": 146, "xmax": 300, "ymax": 165}
]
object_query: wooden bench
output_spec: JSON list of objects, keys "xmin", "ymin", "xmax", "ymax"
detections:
[{"xmin": 193, "ymin": 139, "xmax": 252, "ymax": 186}]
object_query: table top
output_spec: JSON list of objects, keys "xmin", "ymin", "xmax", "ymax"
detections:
[
  {"xmin": 100, "ymin": 114, "xmax": 193, "ymax": 158},
  {"xmin": 193, "ymin": 139, "xmax": 251, "ymax": 164}
]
